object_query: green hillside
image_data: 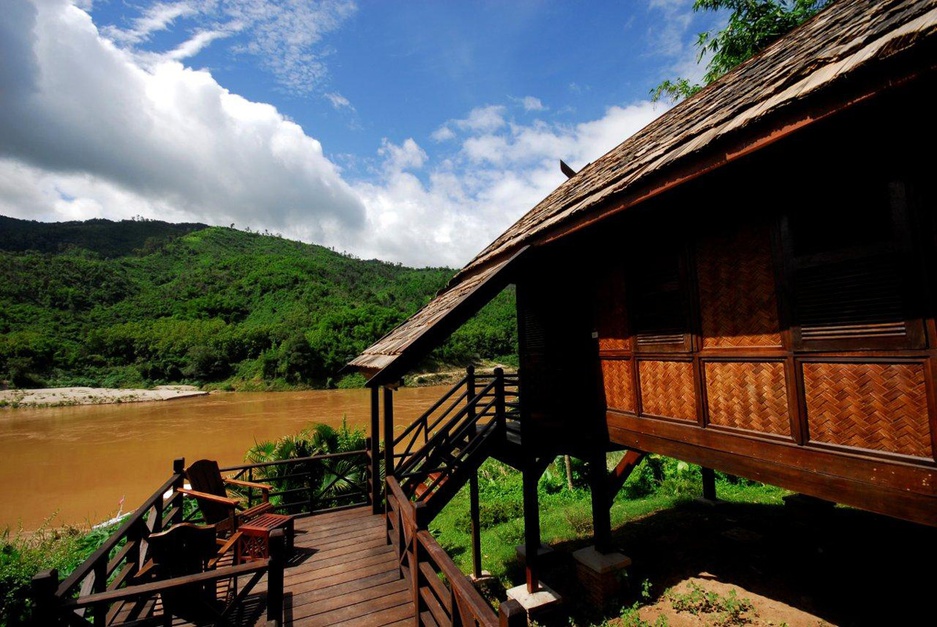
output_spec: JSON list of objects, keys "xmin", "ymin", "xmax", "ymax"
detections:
[{"xmin": 0, "ymin": 217, "xmax": 517, "ymax": 390}]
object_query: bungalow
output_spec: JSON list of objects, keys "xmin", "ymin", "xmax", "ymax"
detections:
[{"xmin": 349, "ymin": 0, "xmax": 937, "ymax": 607}]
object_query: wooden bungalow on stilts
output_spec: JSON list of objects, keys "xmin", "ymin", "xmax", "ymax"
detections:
[{"xmin": 349, "ymin": 0, "xmax": 937, "ymax": 619}]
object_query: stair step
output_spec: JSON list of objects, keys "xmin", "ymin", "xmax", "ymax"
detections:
[{"xmin": 414, "ymin": 471, "xmax": 448, "ymax": 499}]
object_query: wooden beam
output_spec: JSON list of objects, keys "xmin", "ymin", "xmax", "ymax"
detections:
[{"xmin": 607, "ymin": 450, "xmax": 645, "ymax": 508}]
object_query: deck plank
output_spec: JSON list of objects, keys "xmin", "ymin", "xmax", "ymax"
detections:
[
  {"xmin": 137, "ymin": 506, "xmax": 414, "ymax": 626},
  {"xmin": 276, "ymin": 506, "xmax": 412, "ymax": 626}
]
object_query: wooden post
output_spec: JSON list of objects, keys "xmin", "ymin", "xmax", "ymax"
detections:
[
  {"xmin": 499, "ymin": 598, "xmax": 528, "ymax": 627},
  {"xmin": 702, "ymin": 467, "xmax": 717, "ymax": 501},
  {"xmin": 411, "ymin": 503, "xmax": 425, "ymax": 626},
  {"xmin": 371, "ymin": 385, "xmax": 382, "ymax": 513},
  {"xmin": 467, "ymin": 365, "xmax": 476, "ymax": 434},
  {"xmin": 171, "ymin": 457, "xmax": 185, "ymax": 526},
  {"xmin": 30, "ymin": 569, "xmax": 58, "ymax": 627},
  {"xmin": 383, "ymin": 386, "xmax": 395, "ymax": 478},
  {"xmin": 470, "ymin": 472, "xmax": 483, "ymax": 579},
  {"xmin": 267, "ymin": 529, "xmax": 285, "ymax": 627},
  {"xmin": 522, "ymin": 464, "xmax": 541, "ymax": 593},
  {"xmin": 590, "ymin": 452, "xmax": 612, "ymax": 554},
  {"xmin": 494, "ymin": 367, "xmax": 505, "ymax": 430}
]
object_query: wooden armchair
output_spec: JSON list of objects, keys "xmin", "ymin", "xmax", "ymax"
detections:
[
  {"xmin": 179, "ymin": 459, "xmax": 274, "ymax": 535},
  {"xmin": 138, "ymin": 523, "xmax": 263, "ymax": 625}
]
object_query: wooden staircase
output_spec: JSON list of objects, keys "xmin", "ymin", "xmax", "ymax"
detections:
[{"xmin": 392, "ymin": 367, "xmax": 518, "ymax": 522}]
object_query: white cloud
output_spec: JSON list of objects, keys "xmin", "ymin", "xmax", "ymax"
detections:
[
  {"xmin": 0, "ymin": 0, "xmax": 668, "ymax": 270},
  {"xmin": 99, "ymin": 0, "xmax": 358, "ymax": 95},
  {"xmin": 102, "ymin": 1, "xmax": 198, "ymax": 46},
  {"xmin": 326, "ymin": 92, "xmax": 353, "ymax": 110},
  {"xmin": 346, "ymin": 101, "xmax": 664, "ymax": 267},
  {"xmin": 166, "ymin": 29, "xmax": 230, "ymax": 60},
  {"xmin": 453, "ymin": 105, "xmax": 507, "ymax": 133},
  {"xmin": 0, "ymin": 0, "xmax": 364, "ymax": 246},
  {"xmin": 520, "ymin": 96, "xmax": 545, "ymax": 112},
  {"xmin": 431, "ymin": 126, "xmax": 456, "ymax": 142}
]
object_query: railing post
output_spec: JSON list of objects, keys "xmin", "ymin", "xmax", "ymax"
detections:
[
  {"xmin": 384, "ymin": 385, "xmax": 395, "ymax": 478},
  {"xmin": 470, "ymin": 472, "xmax": 483, "ymax": 580},
  {"xmin": 466, "ymin": 365, "xmax": 476, "ymax": 428},
  {"xmin": 267, "ymin": 529, "xmax": 285, "ymax": 626},
  {"xmin": 171, "ymin": 457, "xmax": 186, "ymax": 527},
  {"xmin": 371, "ymin": 384, "xmax": 382, "ymax": 513},
  {"xmin": 308, "ymin": 461, "xmax": 316, "ymax": 514},
  {"xmin": 494, "ymin": 367, "xmax": 505, "ymax": 431},
  {"xmin": 30, "ymin": 569, "xmax": 58, "ymax": 627}
]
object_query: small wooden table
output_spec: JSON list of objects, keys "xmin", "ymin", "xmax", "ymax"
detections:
[{"xmin": 237, "ymin": 513, "xmax": 294, "ymax": 562}]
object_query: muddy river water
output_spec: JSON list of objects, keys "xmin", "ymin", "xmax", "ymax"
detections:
[{"xmin": 0, "ymin": 386, "xmax": 448, "ymax": 532}]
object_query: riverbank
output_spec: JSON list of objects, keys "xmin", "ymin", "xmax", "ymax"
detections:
[{"xmin": 0, "ymin": 385, "xmax": 208, "ymax": 408}]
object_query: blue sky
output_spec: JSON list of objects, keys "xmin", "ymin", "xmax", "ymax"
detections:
[{"xmin": 0, "ymin": 0, "xmax": 723, "ymax": 267}]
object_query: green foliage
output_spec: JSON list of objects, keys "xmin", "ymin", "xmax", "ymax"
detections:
[
  {"xmin": 244, "ymin": 420, "xmax": 368, "ymax": 510},
  {"xmin": 651, "ymin": 0, "xmax": 827, "ymax": 102},
  {"xmin": 0, "ymin": 217, "xmax": 518, "ymax": 389},
  {"xmin": 0, "ymin": 518, "xmax": 123, "ymax": 626}
]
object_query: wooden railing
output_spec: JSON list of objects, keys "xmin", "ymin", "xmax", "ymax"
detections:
[
  {"xmin": 30, "ymin": 447, "xmax": 374, "ymax": 626},
  {"xmin": 386, "ymin": 476, "xmax": 526, "ymax": 627},
  {"xmin": 30, "ymin": 457, "xmax": 285, "ymax": 626},
  {"xmin": 224, "ymin": 444, "xmax": 372, "ymax": 516},
  {"xmin": 393, "ymin": 366, "xmax": 520, "ymax": 475}
]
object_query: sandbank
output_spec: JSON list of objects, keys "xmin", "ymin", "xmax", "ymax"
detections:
[{"xmin": 0, "ymin": 385, "xmax": 208, "ymax": 408}]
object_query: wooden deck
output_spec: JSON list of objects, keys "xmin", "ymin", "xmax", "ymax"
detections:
[{"xmin": 275, "ymin": 506, "xmax": 413, "ymax": 626}]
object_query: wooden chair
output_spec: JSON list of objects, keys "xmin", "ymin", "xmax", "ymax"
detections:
[
  {"xmin": 141, "ymin": 523, "xmax": 242, "ymax": 625},
  {"xmin": 179, "ymin": 459, "xmax": 274, "ymax": 535}
]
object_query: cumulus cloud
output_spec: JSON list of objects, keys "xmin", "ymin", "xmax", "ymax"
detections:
[
  {"xmin": 346, "ymin": 101, "xmax": 663, "ymax": 267},
  {"xmin": 0, "ymin": 0, "xmax": 668, "ymax": 269},
  {"xmin": 0, "ymin": 0, "xmax": 365, "ymax": 246}
]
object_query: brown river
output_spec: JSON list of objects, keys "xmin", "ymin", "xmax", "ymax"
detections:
[{"xmin": 0, "ymin": 386, "xmax": 448, "ymax": 533}]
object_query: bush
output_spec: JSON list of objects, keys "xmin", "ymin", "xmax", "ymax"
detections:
[{"xmin": 0, "ymin": 519, "xmax": 122, "ymax": 626}]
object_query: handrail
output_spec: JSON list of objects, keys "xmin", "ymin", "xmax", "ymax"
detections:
[
  {"xmin": 396, "ymin": 377, "xmax": 499, "ymax": 480},
  {"xmin": 219, "ymin": 449, "xmax": 371, "ymax": 516},
  {"xmin": 385, "ymin": 476, "xmax": 525, "ymax": 627},
  {"xmin": 39, "ymin": 451, "xmax": 370, "ymax": 626},
  {"xmin": 57, "ymin": 465, "xmax": 185, "ymax": 599},
  {"xmin": 393, "ymin": 369, "xmax": 520, "ymax": 476}
]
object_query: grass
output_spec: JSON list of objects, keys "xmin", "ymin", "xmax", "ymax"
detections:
[
  {"xmin": 428, "ymin": 454, "xmax": 790, "ymax": 627},
  {"xmin": 1, "ymin": 516, "xmax": 124, "ymax": 627}
]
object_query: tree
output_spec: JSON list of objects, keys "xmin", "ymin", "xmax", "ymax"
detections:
[{"xmin": 651, "ymin": 0, "xmax": 828, "ymax": 103}]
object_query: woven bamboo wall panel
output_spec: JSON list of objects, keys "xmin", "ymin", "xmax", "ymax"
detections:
[
  {"xmin": 601, "ymin": 359, "xmax": 635, "ymax": 412},
  {"xmin": 697, "ymin": 226, "xmax": 782, "ymax": 348},
  {"xmin": 804, "ymin": 362, "xmax": 931, "ymax": 458},
  {"xmin": 638, "ymin": 360, "xmax": 696, "ymax": 421},
  {"xmin": 705, "ymin": 361, "xmax": 790, "ymax": 435}
]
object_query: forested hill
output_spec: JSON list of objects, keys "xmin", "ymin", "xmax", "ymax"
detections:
[{"xmin": 0, "ymin": 216, "xmax": 517, "ymax": 390}]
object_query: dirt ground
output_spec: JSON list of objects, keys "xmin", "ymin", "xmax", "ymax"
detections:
[{"xmin": 504, "ymin": 495, "xmax": 937, "ymax": 627}]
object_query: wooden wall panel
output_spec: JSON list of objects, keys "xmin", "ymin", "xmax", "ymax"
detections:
[
  {"xmin": 804, "ymin": 362, "xmax": 932, "ymax": 458},
  {"xmin": 601, "ymin": 358, "xmax": 634, "ymax": 412},
  {"xmin": 638, "ymin": 360, "xmax": 696, "ymax": 421},
  {"xmin": 697, "ymin": 225, "xmax": 782, "ymax": 349},
  {"xmin": 596, "ymin": 266, "xmax": 630, "ymax": 351},
  {"xmin": 704, "ymin": 361, "xmax": 790, "ymax": 435}
]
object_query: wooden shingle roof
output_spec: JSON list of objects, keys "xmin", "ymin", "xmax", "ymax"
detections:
[{"xmin": 350, "ymin": 0, "xmax": 937, "ymax": 383}]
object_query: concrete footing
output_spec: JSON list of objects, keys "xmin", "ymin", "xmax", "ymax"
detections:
[
  {"xmin": 572, "ymin": 546, "xmax": 632, "ymax": 609},
  {"xmin": 506, "ymin": 581, "xmax": 563, "ymax": 620}
]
